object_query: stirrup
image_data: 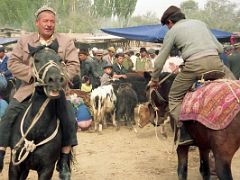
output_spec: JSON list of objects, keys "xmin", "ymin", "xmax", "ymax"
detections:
[{"xmin": 177, "ymin": 139, "xmax": 194, "ymax": 146}]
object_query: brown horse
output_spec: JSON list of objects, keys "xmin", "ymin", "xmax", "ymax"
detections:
[{"xmin": 138, "ymin": 72, "xmax": 240, "ymax": 180}]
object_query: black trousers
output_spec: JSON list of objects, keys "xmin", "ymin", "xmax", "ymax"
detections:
[{"xmin": 0, "ymin": 91, "xmax": 78, "ymax": 147}]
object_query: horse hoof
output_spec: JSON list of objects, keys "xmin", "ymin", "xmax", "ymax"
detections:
[
  {"xmin": 59, "ymin": 173, "xmax": 71, "ymax": 180},
  {"xmin": 161, "ymin": 132, "xmax": 168, "ymax": 139},
  {"xmin": 0, "ymin": 150, "xmax": 5, "ymax": 173},
  {"xmin": 98, "ymin": 131, "xmax": 103, "ymax": 135},
  {"xmin": 128, "ymin": 126, "xmax": 133, "ymax": 131},
  {"xmin": 116, "ymin": 126, "xmax": 120, "ymax": 131}
]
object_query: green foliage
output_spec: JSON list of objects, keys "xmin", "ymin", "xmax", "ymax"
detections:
[
  {"xmin": 91, "ymin": 0, "xmax": 137, "ymax": 27},
  {"xmin": 128, "ymin": 12, "xmax": 159, "ymax": 26},
  {"xmin": 180, "ymin": 0, "xmax": 199, "ymax": 11},
  {"xmin": 180, "ymin": 0, "xmax": 240, "ymax": 32},
  {"xmin": 91, "ymin": 0, "xmax": 114, "ymax": 17},
  {"xmin": 0, "ymin": 0, "xmax": 239, "ymax": 33}
]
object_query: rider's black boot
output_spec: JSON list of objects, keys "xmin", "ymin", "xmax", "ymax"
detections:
[
  {"xmin": 178, "ymin": 124, "xmax": 194, "ymax": 146},
  {"xmin": 56, "ymin": 153, "xmax": 71, "ymax": 180},
  {"xmin": 0, "ymin": 150, "xmax": 5, "ymax": 173}
]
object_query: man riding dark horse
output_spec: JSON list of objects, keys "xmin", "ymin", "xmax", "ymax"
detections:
[
  {"xmin": 0, "ymin": 6, "xmax": 80, "ymax": 179},
  {"xmin": 148, "ymin": 5, "xmax": 235, "ymax": 145}
]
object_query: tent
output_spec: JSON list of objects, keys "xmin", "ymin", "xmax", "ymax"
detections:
[
  {"xmin": 0, "ymin": 37, "xmax": 18, "ymax": 45},
  {"xmin": 101, "ymin": 24, "xmax": 232, "ymax": 43}
]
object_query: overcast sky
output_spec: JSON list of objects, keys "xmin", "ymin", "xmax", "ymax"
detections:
[{"xmin": 134, "ymin": 0, "xmax": 240, "ymax": 17}]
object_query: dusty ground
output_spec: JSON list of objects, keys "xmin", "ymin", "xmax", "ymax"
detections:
[{"xmin": 1, "ymin": 123, "xmax": 240, "ymax": 180}]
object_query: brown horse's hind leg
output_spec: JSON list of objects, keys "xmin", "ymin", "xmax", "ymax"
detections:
[
  {"xmin": 199, "ymin": 148, "xmax": 210, "ymax": 180},
  {"xmin": 214, "ymin": 154, "xmax": 233, "ymax": 180},
  {"xmin": 177, "ymin": 145, "xmax": 189, "ymax": 180}
]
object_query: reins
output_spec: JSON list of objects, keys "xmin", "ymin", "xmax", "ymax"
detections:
[
  {"xmin": 12, "ymin": 98, "xmax": 60, "ymax": 165},
  {"xmin": 148, "ymin": 70, "xmax": 178, "ymax": 154}
]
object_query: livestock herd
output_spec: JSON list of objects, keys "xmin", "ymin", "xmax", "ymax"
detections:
[{"xmin": 90, "ymin": 72, "xmax": 149, "ymax": 132}]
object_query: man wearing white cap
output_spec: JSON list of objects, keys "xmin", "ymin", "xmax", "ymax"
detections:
[
  {"xmin": 0, "ymin": 5, "xmax": 80, "ymax": 178},
  {"xmin": 103, "ymin": 46, "xmax": 116, "ymax": 65}
]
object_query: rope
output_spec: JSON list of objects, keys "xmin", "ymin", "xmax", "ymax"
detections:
[
  {"xmin": 215, "ymin": 79, "xmax": 240, "ymax": 103},
  {"xmin": 12, "ymin": 98, "xmax": 60, "ymax": 165}
]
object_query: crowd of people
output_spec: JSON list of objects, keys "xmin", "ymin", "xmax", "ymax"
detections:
[{"xmin": 74, "ymin": 45, "xmax": 183, "ymax": 92}]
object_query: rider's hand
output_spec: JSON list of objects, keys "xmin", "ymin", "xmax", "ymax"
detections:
[
  {"xmin": 148, "ymin": 80, "xmax": 159, "ymax": 89},
  {"xmin": 121, "ymin": 75, "xmax": 127, "ymax": 79}
]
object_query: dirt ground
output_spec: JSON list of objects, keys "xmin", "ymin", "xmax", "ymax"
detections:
[{"xmin": 1, "ymin": 123, "xmax": 240, "ymax": 180}]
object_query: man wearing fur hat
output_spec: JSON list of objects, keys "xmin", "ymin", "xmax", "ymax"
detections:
[
  {"xmin": 148, "ymin": 6, "xmax": 235, "ymax": 145},
  {"xmin": 0, "ymin": 5, "xmax": 80, "ymax": 178}
]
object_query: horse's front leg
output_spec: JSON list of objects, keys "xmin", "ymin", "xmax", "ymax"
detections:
[
  {"xmin": 38, "ymin": 165, "xmax": 55, "ymax": 180},
  {"xmin": 199, "ymin": 148, "xmax": 210, "ymax": 180},
  {"xmin": 112, "ymin": 111, "xmax": 117, "ymax": 127},
  {"xmin": 177, "ymin": 145, "xmax": 189, "ymax": 180},
  {"xmin": 9, "ymin": 162, "xmax": 29, "ymax": 180}
]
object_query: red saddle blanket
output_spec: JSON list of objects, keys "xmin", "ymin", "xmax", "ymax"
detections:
[{"xmin": 179, "ymin": 80, "xmax": 240, "ymax": 130}]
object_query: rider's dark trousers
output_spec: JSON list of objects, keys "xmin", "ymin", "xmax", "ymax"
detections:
[
  {"xmin": 57, "ymin": 91, "xmax": 78, "ymax": 147},
  {"xmin": 0, "ymin": 98, "xmax": 29, "ymax": 146},
  {"xmin": 0, "ymin": 91, "xmax": 78, "ymax": 147}
]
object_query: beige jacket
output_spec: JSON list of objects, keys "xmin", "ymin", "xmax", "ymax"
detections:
[{"xmin": 8, "ymin": 33, "xmax": 80, "ymax": 102}]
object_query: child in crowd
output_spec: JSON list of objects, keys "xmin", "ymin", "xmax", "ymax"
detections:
[
  {"xmin": 75, "ymin": 100, "xmax": 92, "ymax": 131},
  {"xmin": 80, "ymin": 75, "xmax": 92, "ymax": 93},
  {"xmin": 67, "ymin": 93, "xmax": 92, "ymax": 131},
  {"xmin": 100, "ymin": 63, "xmax": 113, "ymax": 86}
]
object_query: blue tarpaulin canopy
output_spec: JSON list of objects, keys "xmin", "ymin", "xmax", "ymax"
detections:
[
  {"xmin": 101, "ymin": 24, "xmax": 232, "ymax": 43},
  {"xmin": 0, "ymin": 37, "xmax": 18, "ymax": 45}
]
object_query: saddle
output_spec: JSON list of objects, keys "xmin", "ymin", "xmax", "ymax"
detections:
[
  {"xmin": 180, "ymin": 79, "xmax": 240, "ymax": 130},
  {"xmin": 192, "ymin": 70, "xmax": 225, "ymax": 90},
  {"xmin": 199, "ymin": 70, "xmax": 225, "ymax": 81}
]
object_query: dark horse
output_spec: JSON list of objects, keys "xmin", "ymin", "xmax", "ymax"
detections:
[
  {"xmin": 138, "ymin": 72, "xmax": 240, "ymax": 180},
  {"xmin": 9, "ymin": 41, "xmax": 67, "ymax": 179}
]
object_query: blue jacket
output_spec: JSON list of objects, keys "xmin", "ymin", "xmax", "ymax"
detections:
[{"xmin": 0, "ymin": 55, "xmax": 12, "ymax": 80}]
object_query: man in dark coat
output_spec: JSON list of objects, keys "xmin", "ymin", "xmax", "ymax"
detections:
[{"xmin": 228, "ymin": 44, "xmax": 240, "ymax": 79}]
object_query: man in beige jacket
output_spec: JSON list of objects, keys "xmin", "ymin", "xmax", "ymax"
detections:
[{"xmin": 0, "ymin": 6, "xmax": 80, "ymax": 178}]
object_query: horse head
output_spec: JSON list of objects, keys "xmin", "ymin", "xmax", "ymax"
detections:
[
  {"xmin": 138, "ymin": 72, "xmax": 176, "ymax": 128},
  {"xmin": 28, "ymin": 40, "xmax": 67, "ymax": 99}
]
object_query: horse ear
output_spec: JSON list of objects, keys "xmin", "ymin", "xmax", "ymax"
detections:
[
  {"xmin": 49, "ymin": 39, "xmax": 59, "ymax": 53},
  {"xmin": 28, "ymin": 44, "xmax": 37, "ymax": 56}
]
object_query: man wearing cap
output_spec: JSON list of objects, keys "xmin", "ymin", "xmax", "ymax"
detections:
[
  {"xmin": 0, "ymin": 46, "xmax": 12, "ymax": 81},
  {"xmin": 112, "ymin": 53, "xmax": 128, "ymax": 79},
  {"xmin": 78, "ymin": 48, "xmax": 96, "ymax": 84},
  {"xmin": 0, "ymin": 5, "xmax": 80, "ymax": 178},
  {"xmin": 136, "ymin": 47, "xmax": 153, "ymax": 72},
  {"xmin": 103, "ymin": 47, "xmax": 116, "ymax": 65},
  {"xmin": 148, "ymin": 6, "xmax": 235, "ymax": 145},
  {"xmin": 148, "ymin": 48, "xmax": 156, "ymax": 69},
  {"xmin": 0, "ymin": 46, "xmax": 13, "ymax": 101},
  {"xmin": 92, "ymin": 49, "xmax": 108, "ymax": 88}
]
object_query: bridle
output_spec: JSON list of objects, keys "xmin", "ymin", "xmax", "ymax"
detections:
[
  {"xmin": 147, "ymin": 71, "xmax": 177, "ymax": 128},
  {"xmin": 31, "ymin": 48, "xmax": 68, "ymax": 94}
]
